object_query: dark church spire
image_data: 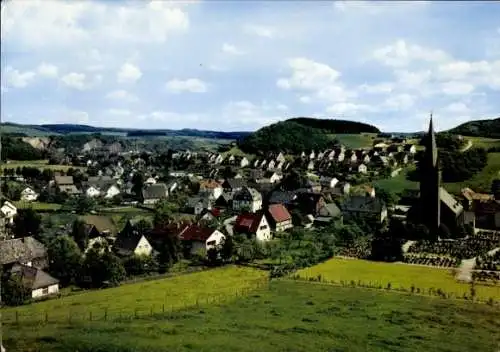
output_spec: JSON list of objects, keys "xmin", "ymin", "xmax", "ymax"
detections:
[{"xmin": 426, "ymin": 114, "xmax": 438, "ymax": 168}]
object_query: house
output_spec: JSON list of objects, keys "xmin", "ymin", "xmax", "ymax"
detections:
[
  {"xmin": 144, "ymin": 176, "xmax": 157, "ymax": 185},
  {"xmin": 1, "ymin": 201, "xmax": 17, "ymax": 224},
  {"xmin": 222, "ymin": 178, "xmax": 246, "ymax": 195},
  {"xmin": 307, "ymin": 160, "xmax": 315, "ymax": 170},
  {"xmin": 199, "ymin": 179, "xmax": 223, "ymax": 199},
  {"xmin": 358, "ymin": 163, "xmax": 368, "ymax": 174},
  {"xmin": 327, "ymin": 150, "xmax": 336, "ymax": 160},
  {"xmin": 178, "ymin": 225, "xmax": 226, "ymax": 256},
  {"xmin": 232, "ymin": 187, "xmax": 262, "ymax": 213},
  {"xmin": 186, "ymin": 196, "xmax": 214, "ymax": 215},
  {"xmin": 263, "ymin": 171, "xmax": 282, "ymax": 184},
  {"xmin": 337, "ymin": 152, "xmax": 345, "ymax": 162},
  {"xmin": 214, "ymin": 154, "xmax": 224, "ymax": 164},
  {"xmin": 267, "ymin": 204, "xmax": 293, "ymax": 232},
  {"xmin": 332, "ymin": 182, "xmax": 351, "ymax": 196},
  {"xmin": 268, "ymin": 191, "xmax": 297, "ymax": 206},
  {"xmin": 233, "ymin": 212, "xmax": 271, "ymax": 241},
  {"xmin": 276, "ymin": 152, "xmax": 285, "ymax": 162},
  {"xmin": 85, "ymin": 185, "xmax": 101, "ymax": 198},
  {"xmin": 81, "ymin": 215, "xmax": 116, "ymax": 251},
  {"xmin": 461, "ymin": 188, "xmax": 494, "ymax": 209},
  {"xmin": 315, "ymin": 202, "xmax": 342, "ymax": 224},
  {"xmin": 404, "ymin": 144, "xmax": 417, "ymax": 154},
  {"xmin": 104, "ymin": 184, "xmax": 121, "ymax": 199},
  {"xmin": 0, "ymin": 236, "xmax": 48, "ymax": 269},
  {"xmin": 341, "ymin": 196, "xmax": 387, "ymax": 223},
  {"xmin": 260, "ymin": 159, "xmax": 267, "ymax": 169},
  {"xmin": 199, "ymin": 208, "xmax": 222, "ymax": 223},
  {"xmin": 267, "ymin": 160, "xmax": 276, "ymax": 170},
  {"xmin": 240, "ymin": 157, "xmax": 250, "ymax": 168},
  {"xmin": 9, "ymin": 264, "xmax": 59, "ymax": 299},
  {"xmin": 82, "ymin": 139, "xmax": 103, "ymax": 153},
  {"xmin": 294, "ymin": 192, "xmax": 325, "ymax": 216},
  {"xmin": 114, "ymin": 232, "xmax": 154, "ymax": 257},
  {"xmin": 53, "ymin": 175, "xmax": 81, "ymax": 195},
  {"xmin": 142, "ymin": 183, "xmax": 169, "ymax": 204},
  {"xmin": 20, "ymin": 187, "xmax": 38, "ymax": 202},
  {"xmin": 215, "ymin": 193, "xmax": 232, "ymax": 208},
  {"xmin": 320, "ymin": 177, "xmax": 339, "ymax": 189},
  {"xmin": 108, "ymin": 142, "xmax": 122, "ymax": 154},
  {"xmin": 309, "ymin": 151, "xmax": 316, "ymax": 160}
]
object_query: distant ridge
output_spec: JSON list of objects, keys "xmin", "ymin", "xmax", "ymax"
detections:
[{"xmin": 447, "ymin": 117, "xmax": 500, "ymax": 138}]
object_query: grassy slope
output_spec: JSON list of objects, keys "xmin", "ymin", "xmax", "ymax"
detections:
[
  {"xmin": 2, "ymin": 266, "xmax": 267, "ymax": 323},
  {"xmin": 297, "ymin": 258, "xmax": 500, "ymax": 300},
  {"xmin": 2, "ymin": 159, "xmax": 86, "ymax": 171},
  {"xmin": 1, "ymin": 124, "xmax": 56, "ymax": 136},
  {"xmin": 466, "ymin": 136, "xmax": 500, "ymax": 150},
  {"xmin": 374, "ymin": 152, "xmax": 500, "ymax": 195},
  {"xmin": 4, "ymin": 280, "xmax": 499, "ymax": 352},
  {"xmin": 13, "ymin": 201, "xmax": 62, "ymax": 211}
]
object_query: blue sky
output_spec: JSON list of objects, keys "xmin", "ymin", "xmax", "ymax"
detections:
[{"xmin": 1, "ymin": 0, "xmax": 499, "ymax": 132}]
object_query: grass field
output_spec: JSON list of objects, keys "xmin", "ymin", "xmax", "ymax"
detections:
[
  {"xmin": 2, "ymin": 266, "xmax": 267, "ymax": 324},
  {"xmin": 466, "ymin": 136, "xmax": 500, "ymax": 150},
  {"xmin": 2, "ymin": 159, "xmax": 85, "ymax": 171},
  {"xmin": 329, "ymin": 133, "xmax": 376, "ymax": 149},
  {"xmin": 296, "ymin": 258, "xmax": 500, "ymax": 301},
  {"xmin": 373, "ymin": 167, "xmax": 419, "ymax": 193},
  {"xmin": 13, "ymin": 201, "xmax": 62, "ymax": 211},
  {"xmin": 4, "ymin": 280, "xmax": 499, "ymax": 352}
]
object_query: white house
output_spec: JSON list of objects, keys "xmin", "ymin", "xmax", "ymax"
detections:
[
  {"xmin": 205, "ymin": 230, "xmax": 225, "ymax": 250},
  {"xmin": 307, "ymin": 161, "xmax": 315, "ymax": 170},
  {"xmin": 358, "ymin": 164, "xmax": 368, "ymax": 174},
  {"xmin": 85, "ymin": 186, "xmax": 101, "ymax": 198},
  {"xmin": 234, "ymin": 213, "xmax": 271, "ymax": 241},
  {"xmin": 267, "ymin": 172, "xmax": 282, "ymax": 184},
  {"xmin": 276, "ymin": 152, "xmax": 285, "ymax": 162},
  {"xmin": 145, "ymin": 177, "xmax": 157, "ymax": 185},
  {"xmin": 320, "ymin": 177, "xmax": 339, "ymax": 189},
  {"xmin": 20, "ymin": 187, "xmax": 38, "ymax": 202},
  {"xmin": 104, "ymin": 184, "xmax": 121, "ymax": 199},
  {"xmin": 1, "ymin": 201, "xmax": 17, "ymax": 224},
  {"xmin": 10, "ymin": 264, "xmax": 59, "ymax": 299},
  {"xmin": 232, "ymin": 187, "xmax": 262, "ymax": 213},
  {"xmin": 337, "ymin": 152, "xmax": 345, "ymax": 162},
  {"xmin": 309, "ymin": 151, "xmax": 316, "ymax": 160},
  {"xmin": 178, "ymin": 225, "xmax": 226, "ymax": 256},
  {"xmin": 327, "ymin": 150, "xmax": 336, "ymax": 160},
  {"xmin": 114, "ymin": 234, "xmax": 154, "ymax": 257},
  {"xmin": 267, "ymin": 160, "xmax": 276, "ymax": 170},
  {"xmin": 240, "ymin": 157, "xmax": 250, "ymax": 168},
  {"xmin": 215, "ymin": 154, "xmax": 224, "ymax": 164}
]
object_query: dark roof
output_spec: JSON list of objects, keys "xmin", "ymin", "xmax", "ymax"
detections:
[
  {"xmin": 223, "ymin": 178, "xmax": 246, "ymax": 189},
  {"xmin": 10, "ymin": 263, "xmax": 59, "ymax": 290},
  {"xmin": 54, "ymin": 176, "xmax": 74, "ymax": 185},
  {"xmin": 178, "ymin": 224, "xmax": 214, "ymax": 242},
  {"xmin": 81, "ymin": 215, "xmax": 116, "ymax": 235},
  {"xmin": 114, "ymin": 233, "xmax": 146, "ymax": 256},
  {"xmin": 267, "ymin": 204, "xmax": 292, "ymax": 223},
  {"xmin": 342, "ymin": 196, "xmax": 385, "ymax": 213},
  {"xmin": 142, "ymin": 183, "xmax": 168, "ymax": 199},
  {"xmin": 268, "ymin": 191, "xmax": 297, "ymax": 204},
  {"xmin": 317, "ymin": 202, "xmax": 342, "ymax": 218},
  {"xmin": 439, "ymin": 187, "xmax": 464, "ymax": 215},
  {"xmin": 0, "ymin": 237, "xmax": 47, "ymax": 265},
  {"xmin": 234, "ymin": 213, "xmax": 265, "ymax": 233},
  {"xmin": 233, "ymin": 187, "xmax": 262, "ymax": 201}
]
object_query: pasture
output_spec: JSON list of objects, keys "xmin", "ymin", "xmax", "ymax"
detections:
[
  {"xmin": 466, "ymin": 136, "xmax": 500, "ymax": 150},
  {"xmin": 296, "ymin": 258, "xmax": 500, "ymax": 301},
  {"xmin": 3, "ymin": 280, "xmax": 499, "ymax": 352},
  {"xmin": 13, "ymin": 201, "xmax": 62, "ymax": 211},
  {"xmin": 2, "ymin": 266, "xmax": 267, "ymax": 324},
  {"xmin": 330, "ymin": 133, "xmax": 376, "ymax": 149},
  {"xmin": 2, "ymin": 159, "xmax": 85, "ymax": 171}
]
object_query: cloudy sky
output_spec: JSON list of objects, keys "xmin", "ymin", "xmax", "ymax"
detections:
[{"xmin": 1, "ymin": 0, "xmax": 499, "ymax": 132}]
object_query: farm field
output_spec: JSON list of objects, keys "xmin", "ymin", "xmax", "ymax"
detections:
[
  {"xmin": 373, "ymin": 167, "xmax": 419, "ymax": 194},
  {"xmin": 296, "ymin": 258, "xmax": 500, "ymax": 300},
  {"xmin": 2, "ymin": 266, "xmax": 267, "ymax": 324},
  {"xmin": 466, "ymin": 136, "xmax": 500, "ymax": 150},
  {"xmin": 13, "ymin": 201, "xmax": 62, "ymax": 211},
  {"xmin": 4, "ymin": 280, "xmax": 499, "ymax": 352},
  {"xmin": 329, "ymin": 133, "xmax": 376, "ymax": 149},
  {"xmin": 2, "ymin": 159, "xmax": 85, "ymax": 171}
]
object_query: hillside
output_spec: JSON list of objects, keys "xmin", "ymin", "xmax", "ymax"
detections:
[
  {"xmin": 238, "ymin": 121, "xmax": 336, "ymax": 154},
  {"xmin": 448, "ymin": 117, "xmax": 500, "ymax": 138},
  {"xmin": 289, "ymin": 117, "xmax": 380, "ymax": 134}
]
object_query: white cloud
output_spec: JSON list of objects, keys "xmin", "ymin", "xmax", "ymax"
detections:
[
  {"xmin": 384, "ymin": 94, "xmax": 415, "ymax": 110},
  {"xmin": 299, "ymin": 96, "xmax": 312, "ymax": 104},
  {"xmin": 222, "ymin": 43, "xmax": 245, "ymax": 55},
  {"xmin": 326, "ymin": 102, "xmax": 375, "ymax": 115},
  {"xmin": 442, "ymin": 102, "xmax": 470, "ymax": 114},
  {"xmin": 67, "ymin": 110, "xmax": 90, "ymax": 124},
  {"xmin": 117, "ymin": 63, "xmax": 142, "ymax": 84},
  {"xmin": 276, "ymin": 104, "xmax": 289, "ymax": 111},
  {"xmin": 441, "ymin": 81, "xmax": 475, "ymax": 95},
  {"xmin": 395, "ymin": 69, "xmax": 432, "ymax": 87},
  {"xmin": 3, "ymin": 67, "xmax": 36, "ymax": 88},
  {"xmin": 165, "ymin": 78, "xmax": 208, "ymax": 93},
  {"xmin": 243, "ymin": 24, "xmax": 275, "ymax": 38},
  {"xmin": 36, "ymin": 63, "xmax": 59, "ymax": 78},
  {"xmin": 359, "ymin": 82, "xmax": 393, "ymax": 94},
  {"xmin": 1, "ymin": 0, "xmax": 191, "ymax": 49},
  {"xmin": 105, "ymin": 90, "xmax": 138, "ymax": 102},
  {"xmin": 373, "ymin": 40, "xmax": 448, "ymax": 67},
  {"xmin": 60, "ymin": 72, "xmax": 87, "ymax": 90},
  {"xmin": 107, "ymin": 108, "xmax": 131, "ymax": 116}
]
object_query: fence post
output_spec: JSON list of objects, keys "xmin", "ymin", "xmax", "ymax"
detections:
[
  {"xmin": 68, "ymin": 311, "xmax": 71, "ymax": 324},
  {"xmin": 134, "ymin": 308, "xmax": 138, "ymax": 319},
  {"xmin": 89, "ymin": 311, "xmax": 92, "ymax": 321},
  {"xmin": 150, "ymin": 306, "xmax": 153, "ymax": 317},
  {"xmin": 162, "ymin": 304, "xmax": 165, "ymax": 313},
  {"xmin": 104, "ymin": 308, "xmax": 108, "ymax": 321},
  {"xmin": 45, "ymin": 311, "xmax": 48, "ymax": 323},
  {"xmin": 15, "ymin": 311, "xmax": 19, "ymax": 324}
]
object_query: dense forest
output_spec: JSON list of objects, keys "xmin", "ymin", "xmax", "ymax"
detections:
[
  {"xmin": 238, "ymin": 121, "xmax": 336, "ymax": 154},
  {"xmin": 288, "ymin": 117, "xmax": 380, "ymax": 134},
  {"xmin": 1, "ymin": 136, "xmax": 45, "ymax": 161},
  {"xmin": 447, "ymin": 117, "xmax": 500, "ymax": 138}
]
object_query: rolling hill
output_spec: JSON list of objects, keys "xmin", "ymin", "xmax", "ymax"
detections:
[
  {"xmin": 289, "ymin": 117, "xmax": 380, "ymax": 133},
  {"xmin": 447, "ymin": 117, "xmax": 500, "ymax": 138}
]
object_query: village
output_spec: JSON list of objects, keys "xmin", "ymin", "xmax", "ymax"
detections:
[{"xmin": 1, "ymin": 127, "xmax": 499, "ymax": 302}]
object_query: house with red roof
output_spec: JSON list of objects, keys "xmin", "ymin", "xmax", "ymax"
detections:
[
  {"xmin": 233, "ymin": 212, "xmax": 271, "ymax": 241},
  {"xmin": 178, "ymin": 224, "xmax": 226, "ymax": 256},
  {"xmin": 267, "ymin": 204, "xmax": 293, "ymax": 232}
]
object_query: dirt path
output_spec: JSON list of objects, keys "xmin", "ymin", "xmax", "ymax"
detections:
[{"xmin": 461, "ymin": 140, "xmax": 473, "ymax": 152}]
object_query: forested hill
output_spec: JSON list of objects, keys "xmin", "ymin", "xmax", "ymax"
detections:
[
  {"xmin": 447, "ymin": 117, "xmax": 500, "ymax": 138},
  {"xmin": 288, "ymin": 117, "xmax": 380, "ymax": 134}
]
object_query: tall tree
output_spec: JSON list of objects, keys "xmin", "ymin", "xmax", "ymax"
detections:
[
  {"xmin": 47, "ymin": 235, "xmax": 83, "ymax": 286},
  {"xmin": 12, "ymin": 208, "xmax": 41, "ymax": 239},
  {"xmin": 131, "ymin": 172, "xmax": 144, "ymax": 200},
  {"xmin": 71, "ymin": 219, "xmax": 89, "ymax": 251}
]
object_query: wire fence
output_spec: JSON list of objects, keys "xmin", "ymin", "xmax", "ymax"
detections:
[{"xmin": 2, "ymin": 277, "xmax": 270, "ymax": 326}]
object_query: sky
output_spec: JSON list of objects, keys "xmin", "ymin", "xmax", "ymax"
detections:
[{"xmin": 1, "ymin": 0, "xmax": 499, "ymax": 132}]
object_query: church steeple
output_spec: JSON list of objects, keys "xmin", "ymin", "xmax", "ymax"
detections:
[{"xmin": 426, "ymin": 114, "xmax": 438, "ymax": 168}]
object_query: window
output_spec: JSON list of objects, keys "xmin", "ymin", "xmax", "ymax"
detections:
[
  {"xmin": 259, "ymin": 225, "xmax": 267, "ymax": 230},
  {"xmin": 42, "ymin": 287, "xmax": 49, "ymax": 295},
  {"xmin": 207, "ymin": 240, "xmax": 216, "ymax": 246}
]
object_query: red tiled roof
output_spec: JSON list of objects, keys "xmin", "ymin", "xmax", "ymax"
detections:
[
  {"xmin": 234, "ymin": 213, "xmax": 263, "ymax": 233},
  {"xmin": 267, "ymin": 204, "xmax": 292, "ymax": 223},
  {"xmin": 178, "ymin": 224, "xmax": 214, "ymax": 242},
  {"xmin": 200, "ymin": 179, "xmax": 221, "ymax": 190}
]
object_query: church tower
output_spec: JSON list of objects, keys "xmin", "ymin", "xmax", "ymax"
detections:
[{"xmin": 419, "ymin": 115, "xmax": 441, "ymax": 233}]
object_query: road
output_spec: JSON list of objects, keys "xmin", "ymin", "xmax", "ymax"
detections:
[{"xmin": 461, "ymin": 140, "xmax": 473, "ymax": 152}]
